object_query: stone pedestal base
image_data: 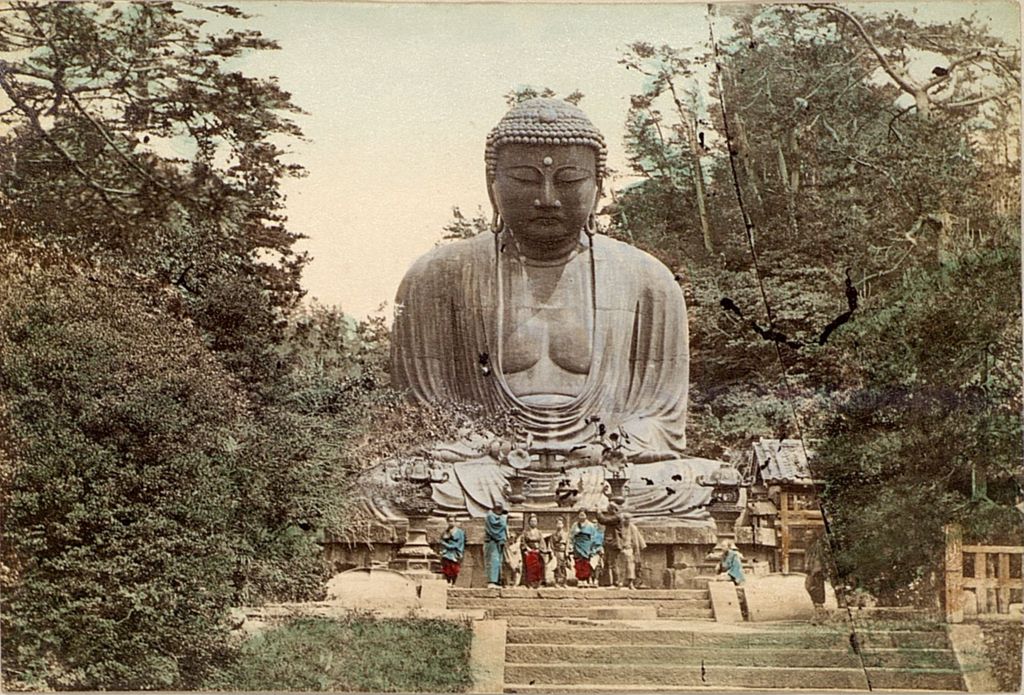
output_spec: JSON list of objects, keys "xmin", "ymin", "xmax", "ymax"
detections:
[{"xmin": 389, "ymin": 556, "xmax": 440, "ymax": 576}]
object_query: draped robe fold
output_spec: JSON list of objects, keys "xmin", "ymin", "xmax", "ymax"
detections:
[
  {"xmin": 379, "ymin": 232, "xmax": 720, "ymax": 521},
  {"xmin": 392, "ymin": 232, "xmax": 689, "ymax": 455}
]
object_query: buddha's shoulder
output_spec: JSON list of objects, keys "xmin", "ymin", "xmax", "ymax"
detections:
[
  {"xmin": 402, "ymin": 233, "xmax": 493, "ymax": 279},
  {"xmin": 592, "ymin": 235, "xmax": 679, "ymax": 287}
]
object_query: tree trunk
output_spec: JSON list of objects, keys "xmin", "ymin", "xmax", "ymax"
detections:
[
  {"xmin": 688, "ymin": 120, "xmax": 713, "ymax": 255},
  {"xmin": 788, "ymin": 129, "xmax": 801, "ymax": 195},
  {"xmin": 734, "ymin": 113, "xmax": 764, "ymax": 208},
  {"xmin": 914, "ymin": 89, "xmax": 931, "ymax": 119},
  {"xmin": 776, "ymin": 138, "xmax": 790, "ymax": 189}
]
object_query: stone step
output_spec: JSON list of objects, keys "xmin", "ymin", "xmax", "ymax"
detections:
[
  {"xmin": 867, "ymin": 668, "xmax": 965, "ymax": 691},
  {"xmin": 504, "ymin": 664, "xmax": 964, "ymax": 691},
  {"xmin": 504, "ymin": 644, "xmax": 959, "ymax": 670},
  {"xmin": 448, "ymin": 587, "xmax": 709, "ymax": 600},
  {"xmin": 505, "ymin": 626, "xmax": 951, "ymax": 650},
  {"xmin": 482, "ymin": 605, "xmax": 715, "ymax": 620},
  {"xmin": 450, "ymin": 597, "xmax": 712, "ymax": 610}
]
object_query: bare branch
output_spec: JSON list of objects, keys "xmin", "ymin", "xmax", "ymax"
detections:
[
  {"xmin": 937, "ymin": 94, "xmax": 1001, "ymax": 110},
  {"xmin": 805, "ymin": 4, "xmax": 918, "ymax": 94}
]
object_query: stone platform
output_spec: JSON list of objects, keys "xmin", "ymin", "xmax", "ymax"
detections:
[{"xmin": 324, "ymin": 507, "xmax": 777, "ymax": 588}]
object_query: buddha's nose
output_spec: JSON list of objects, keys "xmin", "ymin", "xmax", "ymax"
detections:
[{"xmin": 535, "ymin": 179, "xmax": 561, "ymax": 209}]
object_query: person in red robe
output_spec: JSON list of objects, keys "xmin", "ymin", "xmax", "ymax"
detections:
[{"xmin": 521, "ymin": 514, "xmax": 545, "ymax": 588}]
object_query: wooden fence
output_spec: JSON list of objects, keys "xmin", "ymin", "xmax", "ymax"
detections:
[{"xmin": 944, "ymin": 524, "xmax": 1024, "ymax": 623}]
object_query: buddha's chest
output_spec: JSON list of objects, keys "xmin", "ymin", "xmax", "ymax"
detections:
[{"xmin": 499, "ymin": 261, "xmax": 592, "ymax": 376}]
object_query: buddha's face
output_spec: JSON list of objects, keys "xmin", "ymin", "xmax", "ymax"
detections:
[{"xmin": 491, "ymin": 144, "xmax": 598, "ymax": 254}]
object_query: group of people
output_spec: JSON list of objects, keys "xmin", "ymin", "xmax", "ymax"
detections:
[{"xmin": 438, "ymin": 503, "xmax": 648, "ymax": 589}]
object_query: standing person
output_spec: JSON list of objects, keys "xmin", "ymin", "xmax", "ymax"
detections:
[
  {"xmin": 617, "ymin": 513, "xmax": 647, "ymax": 589},
  {"xmin": 589, "ymin": 521, "xmax": 606, "ymax": 587},
  {"xmin": 596, "ymin": 503, "xmax": 623, "ymax": 587},
  {"xmin": 503, "ymin": 531, "xmax": 523, "ymax": 587},
  {"xmin": 545, "ymin": 517, "xmax": 570, "ymax": 587},
  {"xmin": 522, "ymin": 514, "xmax": 545, "ymax": 588},
  {"xmin": 569, "ymin": 510, "xmax": 596, "ymax": 587},
  {"xmin": 718, "ymin": 540, "xmax": 746, "ymax": 585},
  {"xmin": 439, "ymin": 515, "xmax": 466, "ymax": 586},
  {"xmin": 804, "ymin": 533, "xmax": 829, "ymax": 622},
  {"xmin": 484, "ymin": 502, "xmax": 508, "ymax": 588}
]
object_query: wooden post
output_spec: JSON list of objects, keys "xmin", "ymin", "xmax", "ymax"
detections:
[
  {"xmin": 975, "ymin": 551, "xmax": 988, "ymax": 613},
  {"xmin": 780, "ymin": 490, "xmax": 791, "ymax": 574},
  {"xmin": 944, "ymin": 524, "xmax": 963, "ymax": 624},
  {"xmin": 997, "ymin": 553, "xmax": 1011, "ymax": 613}
]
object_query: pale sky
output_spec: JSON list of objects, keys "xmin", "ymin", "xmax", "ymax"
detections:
[{"xmin": 227, "ymin": 1, "xmax": 1020, "ymax": 319}]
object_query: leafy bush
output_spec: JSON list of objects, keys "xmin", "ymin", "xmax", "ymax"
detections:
[{"xmin": 0, "ymin": 262, "xmax": 244, "ymax": 689}]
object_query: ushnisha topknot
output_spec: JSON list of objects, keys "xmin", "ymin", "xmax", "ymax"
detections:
[{"xmin": 485, "ymin": 98, "xmax": 608, "ymax": 180}]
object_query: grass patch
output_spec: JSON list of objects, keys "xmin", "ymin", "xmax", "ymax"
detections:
[{"xmin": 207, "ymin": 615, "xmax": 474, "ymax": 692}]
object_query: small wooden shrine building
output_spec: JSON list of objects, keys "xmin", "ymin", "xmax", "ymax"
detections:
[{"xmin": 746, "ymin": 438, "xmax": 825, "ymax": 573}]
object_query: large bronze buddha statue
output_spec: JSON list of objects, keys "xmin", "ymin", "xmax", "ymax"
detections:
[{"xmin": 377, "ymin": 98, "xmax": 723, "ymax": 521}]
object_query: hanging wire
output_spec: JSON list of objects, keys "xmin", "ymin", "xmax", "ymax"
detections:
[{"xmin": 705, "ymin": 4, "xmax": 875, "ymax": 689}]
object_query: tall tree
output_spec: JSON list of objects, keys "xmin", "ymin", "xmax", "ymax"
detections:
[
  {"xmin": 0, "ymin": 1, "xmax": 307, "ymax": 390},
  {"xmin": 611, "ymin": 4, "xmax": 1021, "ymax": 595}
]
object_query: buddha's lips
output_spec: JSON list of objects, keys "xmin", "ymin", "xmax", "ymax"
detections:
[{"xmin": 531, "ymin": 216, "xmax": 563, "ymax": 225}]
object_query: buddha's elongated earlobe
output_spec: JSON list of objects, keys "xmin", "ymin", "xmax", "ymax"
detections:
[
  {"xmin": 491, "ymin": 208, "xmax": 505, "ymax": 235},
  {"xmin": 585, "ymin": 211, "xmax": 597, "ymax": 238}
]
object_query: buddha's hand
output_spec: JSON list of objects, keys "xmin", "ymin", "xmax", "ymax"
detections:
[{"xmin": 567, "ymin": 443, "xmax": 604, "ymax": 466}]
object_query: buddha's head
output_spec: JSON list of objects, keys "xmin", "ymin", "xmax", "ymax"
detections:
[{"xmin": 486, "ymin": 98, "xmax": 607, "ymax": 258}]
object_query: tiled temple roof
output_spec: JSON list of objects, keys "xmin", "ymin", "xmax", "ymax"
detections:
[{"xmin": 751, "ymin": 438, "xmax": 820, "ymax": 485}]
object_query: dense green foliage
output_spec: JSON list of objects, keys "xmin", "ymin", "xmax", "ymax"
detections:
[
  {"xmin": 207, "ymin": 616, "xmax": 474, "ymax": 692},
  {"xmin": 817, "ymin": 249, "xmax": 1022, "ymax": 598},
  {"xmin": 0, "ymin": 2, "xmax": 378, "ymax": 689},
  {"xmin": 0, "ymin": 261, "xmax": 242, "ymax": 689},
  {"xmin": 609, "ymin": 6, "xmax": 1021, "ymax": 600}
]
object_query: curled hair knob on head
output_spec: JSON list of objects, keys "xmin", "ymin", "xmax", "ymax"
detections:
[{"xmin": 485, "ymin": 98, "xmax": 608, "ymax": 182}]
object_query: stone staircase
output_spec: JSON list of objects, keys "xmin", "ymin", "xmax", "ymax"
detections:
[
  {"xmin": 447, "ymin": 586, "xmax": 714, "ymax": 621},
  {"xmin": 448, "ymin": 589, "xmax": 966, "ymax": 692}
]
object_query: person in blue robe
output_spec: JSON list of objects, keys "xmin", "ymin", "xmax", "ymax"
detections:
[
  {"xmin": 569, "ymin": 510, "xmax": 596, "ymax": 586},
  {"xmin": 439, "ymin": 515, "xmax": 466, "ymax": 585},
  {"xmin": 484, "ymin": 502, "xmax": 508, "ymax": 588},
  {"xmin": 718, "ymin": 540, "xmax": 746, "ymax": 585}
]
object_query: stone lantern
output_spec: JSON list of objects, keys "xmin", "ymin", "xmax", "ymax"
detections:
[
  {"xmin": 387, "ymin": 458, "xmax": 449, "ymax": 575},
  {"xmin": 698, "ymin": 463, "xmax": 744, "ymax": 541}
]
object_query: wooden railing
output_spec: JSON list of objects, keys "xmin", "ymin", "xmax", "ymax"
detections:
[{"xmin": 944, "ymin": 524, "xmax": 1023, "ymax": 623}]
